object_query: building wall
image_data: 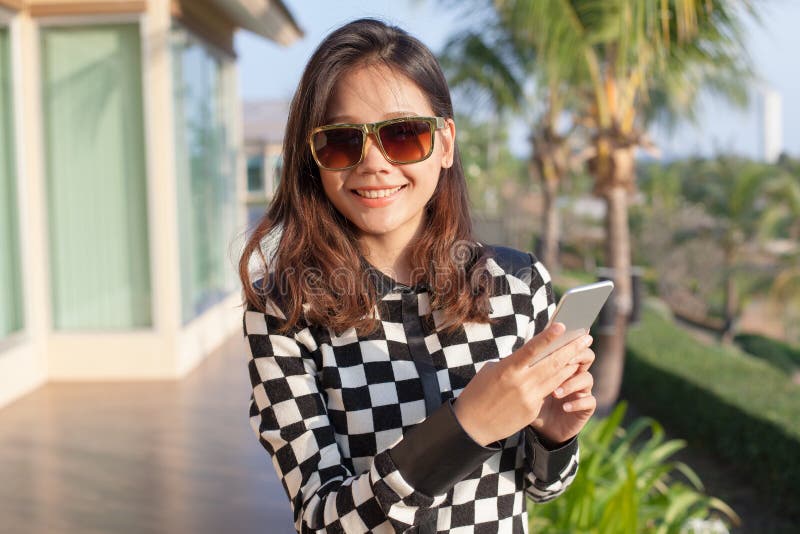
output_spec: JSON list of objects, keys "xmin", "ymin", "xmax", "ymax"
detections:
[{"xmin": 0, "ymin": 0, "xmax": 256, "ymax": 408}]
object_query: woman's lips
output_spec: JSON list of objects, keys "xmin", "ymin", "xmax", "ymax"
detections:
[
  {"xmin": 350, "ymin": 184, "xmax": 407, "ymax": 206},
  {"xmin": 353, "ymin": 185, "xmax": 406, "ymax": 198}
]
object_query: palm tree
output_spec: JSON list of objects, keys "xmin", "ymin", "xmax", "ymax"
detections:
[
  {"xmin": 771, "ymin": 263, "xmax": 800, "ymax": 344},
  {"xmin": 637, "ymin": 156, "xmax": 800, "ymax": 345},
  {"xmin": 441, "ymin": 6, "xmax": 584, "ymax": 272},
  {"xmin": 681, "ymin": 156, "xmax": 780, "ymax": 343},
  {"xmin": 765, "ymin": 155, "xmax": 800, "ymax": 241},
  {"xmin": 763, "ymin": 156, "xmax": 800, "ymax": 343},
  {"xmin": 446, "ymin": 0, "xmax": 754, "ymax": 412}
]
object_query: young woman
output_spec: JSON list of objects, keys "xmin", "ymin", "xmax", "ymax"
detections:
[{"xmin": 239, "ymin": 18, "xmax": 596, "ymax": 533}]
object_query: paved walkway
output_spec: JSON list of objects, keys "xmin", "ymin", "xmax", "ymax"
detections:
[{"xmin": 0, "ymin": 334, "xmax": 296, "ymax": 534}]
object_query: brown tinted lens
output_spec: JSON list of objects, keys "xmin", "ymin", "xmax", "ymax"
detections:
[
  {"xmin": 378, "ymin": 119, "xmax": 432, "ymax": 163},
  {"xmin": 312, "ymin": 127, "xmax": 363, "ymax": 169}
]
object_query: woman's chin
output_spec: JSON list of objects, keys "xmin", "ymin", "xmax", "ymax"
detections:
[{"xmin": 352, "ymin": 216, "xmax": 412, "ymax": 239}]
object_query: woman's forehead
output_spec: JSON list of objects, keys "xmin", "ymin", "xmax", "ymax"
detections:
[{"xmin": 324, "ymin": 64, "xmax": 434, "ymax": 122}]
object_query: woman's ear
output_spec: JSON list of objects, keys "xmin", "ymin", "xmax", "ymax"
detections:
[{"xmin": 440, "ymin": 118, "xmax": 456, "ymax": 169}]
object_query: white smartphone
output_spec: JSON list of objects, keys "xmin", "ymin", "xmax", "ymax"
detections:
[{"xmin": 527, "ymin": 280, "xmax": 615, "ymax": 367}]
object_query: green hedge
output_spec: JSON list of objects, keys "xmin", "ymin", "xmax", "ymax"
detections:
[
  {"xmin": 621, "ymin": 303, "xmax": 800, "ymax": 520},
  {"xmin": 735, "ymin": 332, "xmax": 800, "ymax": 374}
]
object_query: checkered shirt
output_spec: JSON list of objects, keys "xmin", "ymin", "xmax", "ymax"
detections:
[{"xmin": 244, "ymin": 250, "xmax": 580, "ymax": 533}]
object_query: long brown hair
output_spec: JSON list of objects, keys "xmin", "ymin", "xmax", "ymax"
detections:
[{"xmin": 239, "ymin": 18, "xmax": 493, "ymax": 335}]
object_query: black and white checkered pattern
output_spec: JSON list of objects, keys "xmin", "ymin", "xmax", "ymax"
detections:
[{"xmin": 244, "ymin": 251, "xmax": 579, "ymax": 533}]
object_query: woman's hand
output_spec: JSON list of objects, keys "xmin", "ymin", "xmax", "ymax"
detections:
[
  {"xmin": 452, "ymin": 322, "xmax": 594, "ymax": 447},
  {"xmin": 529, "ymin": 344, "xmax": 596, "ymax": 446}
]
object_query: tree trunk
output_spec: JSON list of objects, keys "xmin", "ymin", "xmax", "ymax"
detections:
[
  {"xmin": 721, "ymin": 246, "xmax": 738, "ymax": 344},
  {"xmin": 588, "ymin": 140, "xmax": 636, "ymax": 417},
  {"xmin": 541, "ymin": 174, "xmax": 560, "ymax": 271},
  {"xmin": 594, "ymin": 185, "xmax": 633, "ymax": 416},
  {"xmin": 531, "ymin": 133, "xmax": 563, "ymax": 273}
]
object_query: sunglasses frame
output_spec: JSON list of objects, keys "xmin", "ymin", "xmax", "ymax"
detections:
[{"xmin": 309, "ymin": 116, "xmax": 447, "ymax": 171}]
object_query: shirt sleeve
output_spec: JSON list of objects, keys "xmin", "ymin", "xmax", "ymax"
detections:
[
  {"xmin": 521, "ymin": 255, "xmax": 581, "ymax": 503},
  {"xmin": 244, "ymin": 294, "xmax": 498, "ymax": 533}
]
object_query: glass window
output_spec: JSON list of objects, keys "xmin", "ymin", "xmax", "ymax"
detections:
[
  {"xmin": 0, "ymin": 26, "xmax": 24, "ymax": 338},
  {"xmin": 41, "ymin": 24, "xmax": 152, "ymax": 330},
  {"xmin": 247, "ymin": 155, "xmax": 264, "ymax": 193},
  {"xmin": 172, "ymin": 27, "xmax": 238, "ymax": 323}
]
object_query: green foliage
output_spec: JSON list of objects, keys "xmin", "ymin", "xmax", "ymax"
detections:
[
  {"xmin": 456, "ymin": 114, "xmax": 526, "ymax": 179},
  {"xmin": 528, "ymin": 402, "xmax": 738, "ymax": 533},
  {"xmin": 622, "ymin": 303, "xmax": 800, "ymax": 520},
  {"xmin": 454, "ymin": 113, "xmax": 528, "ymax": 212},
  {"xmin": 444, "ymin": 0, "xmax": 755, "ymax": 139},
  {"xmin": 638, "ymin": 156, "xmax": 798, "ymax": 249},
  {"xmin": 634, "ymin": 156, "xmax": 798, "ymax": 327},
  {"xmin": 681, "ymin": 157, "xmax": 775, "ymax": 240},
  {"xmin": 640, "ymin": 156, "xmax": 779, "ymax": 249},
  {"xmin": 735, "ymin": 332, "xmax": 800, "ymax": 375}
]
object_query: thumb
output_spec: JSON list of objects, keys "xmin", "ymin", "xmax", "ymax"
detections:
[{"xmin": 513, "ymin": 321, "xmax": 565, "ymax": 369}]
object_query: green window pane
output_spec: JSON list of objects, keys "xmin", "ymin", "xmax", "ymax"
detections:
[
  {"xmin": 41, "ymin": 24, "xmax": 152, "ymax": 330},
  {"xmin": 247, "ymin": 155, "xmax": 264, "ymax": 192},
  {"xmin": 172, "ymin": 27, "xmax": 238, "ymax": 323},
  {"xmin": 0, "ymin": 27, "xmax": 24, "ymax": 338}
]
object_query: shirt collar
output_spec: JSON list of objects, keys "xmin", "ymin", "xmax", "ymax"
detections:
[{"xmin": 359, "ymin": 256, "xmax": 429, "ymax": 298}]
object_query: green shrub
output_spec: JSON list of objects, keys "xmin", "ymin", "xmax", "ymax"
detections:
[
  {"xmin": 528, "ymin": 402, "xmax": 738, "ymax": 534},
  {"xmin": 734, "ymin": 332, "xmax": 800, "ymax": 374},
  {"xmin": 622, "ymin": 303, "xmax": 800, "ymax": 520}
]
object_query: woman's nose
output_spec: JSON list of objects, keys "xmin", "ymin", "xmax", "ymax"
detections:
[{"xmin": 359, "ymin": 134, "xmax": 392, "ymax": 170}]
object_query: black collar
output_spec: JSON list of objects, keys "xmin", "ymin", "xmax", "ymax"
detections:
[{"xmin": 359, "ymin": 256, "xmax": 429, "ymax": 298}]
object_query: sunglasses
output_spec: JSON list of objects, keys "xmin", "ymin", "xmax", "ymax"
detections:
[{"xmin": 309, "ymin": 116, "xmax": 446, "ymax": 171}]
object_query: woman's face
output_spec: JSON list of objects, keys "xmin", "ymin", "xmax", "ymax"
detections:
[{"xmin": 317, "ymin": 64, "xmax": 455, "ymax": 244}]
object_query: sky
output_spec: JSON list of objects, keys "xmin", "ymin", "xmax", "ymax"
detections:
[{"xmin": 235, "ymin": 0, "xmax": 800, "ymax": 160}]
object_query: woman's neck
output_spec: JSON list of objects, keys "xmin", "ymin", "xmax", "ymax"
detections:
[
  {"xmin": 360, "ymin": 241, "xmax": 413, "ymax": 285},
  {"xmin": 359, "ymin": 230, "xmax": 420, "ymax": 286},
  {"xmin": 357, "ymin": 207, "xmax": 431, "ymax": 285}
]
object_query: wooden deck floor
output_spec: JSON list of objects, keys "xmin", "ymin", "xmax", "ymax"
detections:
[{"xmin": 0, "ymin": 334, "xmax": 296, "ymax": 534}]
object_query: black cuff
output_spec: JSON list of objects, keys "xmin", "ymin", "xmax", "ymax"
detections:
[
  {"xmin": 389, "ymin": 399, "xmax": 500, "ymax": 497},
  {"xmin": 525, "ymin": 427, "xmax": 579, "ymax": 484}
]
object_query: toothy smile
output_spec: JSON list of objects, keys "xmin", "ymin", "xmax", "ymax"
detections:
[{"xmin": 353, "ymin": 185, "xmax": 407, "ymax": 198}]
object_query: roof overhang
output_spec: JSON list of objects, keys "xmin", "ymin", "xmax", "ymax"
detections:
[
  {"xmin": 208, "ymin": 0, "xmax": 302, "ymax": 45},
  {"xmin": 0, "ymin": 0, "xmax": 23, "ymax": 11}
]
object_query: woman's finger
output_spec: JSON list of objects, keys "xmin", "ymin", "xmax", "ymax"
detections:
[
  {"xmin": 569, "ymin": 347, "xmax": 595, "ymax": 367},
  {"xmin": 511, "ymin": 321, "xmax": 566, "ymax": 370},
  {"xmin": 537, "ymin": 360, "xmax": 581, "ymax": 396},
  {"xmin": 562, "ymin": 392, "xmax": 597, "ymax": 413},
  {"xmin": 531, "ymin": 333, "xmax": 592, "ymax": 381},
  {"xmin": 552, "ymin": 371, "xmax": 593, "ymax": 399},
  {"xmin": 565, "ymin": 346, "xmax": 595, "ymax": 374}
]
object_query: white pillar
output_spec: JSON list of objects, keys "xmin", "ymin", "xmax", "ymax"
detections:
[
  {"xmin": 0, "ymin": 8, "xmax": 49, "ymax": 408},
  {"xmin": 142, "ymin": 0, "xmax": 182, "ymax": 362}
]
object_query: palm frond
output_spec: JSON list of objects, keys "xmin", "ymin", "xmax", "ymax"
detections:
[{"xmin": 441, "ymin": 28, "xmax": 524, "ymax": 113}]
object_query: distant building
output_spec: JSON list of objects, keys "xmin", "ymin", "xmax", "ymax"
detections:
[
  {"xmin": 243, "ymin": 99, "xmax": 289, "ymax": 230},
  {"xmin": 760, "ymin": 86, "xmax": 783, "ymax": 163},
  {"xmin": 0, "ymin": 0, "xmax": 301, "ymax": 408}
]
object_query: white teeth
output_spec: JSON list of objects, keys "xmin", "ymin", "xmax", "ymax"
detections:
[{"xmin": 354, "ymin": 186, "xmax": 404, "ymax": 198}]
